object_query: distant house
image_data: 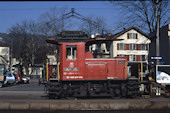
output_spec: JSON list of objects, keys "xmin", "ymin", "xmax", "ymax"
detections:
[
  {"xmin": 90, "ymin": 27, "xmax": 151, "ymax": 62},
  {"xmin": 0, "ymin": 36, "xmax": 10, "ymax": 70},
  {"xmin": 149, "ymin": 23, "xmax": 170, "ymax": 65},
  {"xmin": 112, "ymin": 26, "xmax": 151, "ymax": 62},
  {"xmin": 0, "ymin": 46, "xmax": 9, "ymax": 65},
  {"xmin": 0, "ymin": 33, "xmax": 11, "ymax": 70},
  {"xmin": 112, "ymin": 26, "xmax": 151, "ymax": 77}
]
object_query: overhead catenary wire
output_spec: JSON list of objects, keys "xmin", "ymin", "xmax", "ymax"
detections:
[
  {"xmin": 46, "ymin": 8, "xmax": 100, "ymax": 32},
  {"xmin": 0, "ymin": 7, "xmax": 113, "ymax": 11}
]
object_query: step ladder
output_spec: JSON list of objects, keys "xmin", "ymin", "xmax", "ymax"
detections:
[{"xmin": 150, "ymin": 80, "xmax": 170, "ymax": 97}]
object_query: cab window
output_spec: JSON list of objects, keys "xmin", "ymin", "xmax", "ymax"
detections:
[{"xmin": 66, "ymin": 45, "xmax": 77, "ymax": 60}]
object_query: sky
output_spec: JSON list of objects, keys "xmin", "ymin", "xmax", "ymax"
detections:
[{"xmin": 0, "ymin": 1, "xmax": 122, "ymax": 34}]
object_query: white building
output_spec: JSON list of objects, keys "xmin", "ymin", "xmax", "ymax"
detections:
[
  {"xmin": 113, "ymin": 26, "xmax": 151, "ymax": 62},
  {"xmin": 0, "ymin": 46, "xmax": 10, "ymax": 69},
  {"xmin": 112, "ymin": 27, "xmax": 151, "ymax": 77}
]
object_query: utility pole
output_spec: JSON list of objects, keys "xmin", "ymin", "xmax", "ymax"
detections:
[
  {"xmin": 10, "ymin": 35, "xmax": 13, "ymax": 73},
  {"xmin": 155, "ymin": 0, "xmax": 160, "ymax": 65}
]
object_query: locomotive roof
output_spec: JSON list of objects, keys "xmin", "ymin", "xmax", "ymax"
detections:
[
  {"xmin": 46, "ymin": 38, "xmax": 123, "ymax": 45},
  {"xmin": 46, "ymin": 31, "xmax": 123, "ymax": 44}
]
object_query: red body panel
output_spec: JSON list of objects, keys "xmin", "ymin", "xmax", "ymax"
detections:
[
  {"xmin": 59, "ymin": 42, "xmax": 127, "ymax": 81},
  {"xmin": 85, "ymin": 61, "xmax": 107, "ymax": 80},
  {"xmin": 85, "ymin": 59, "xmax": 127, "ymax": 80}
]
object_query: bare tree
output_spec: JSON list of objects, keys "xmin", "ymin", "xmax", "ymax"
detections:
[
  {"xmin": 110, "ymin": 0, "xmax": 169, "ymax": 34},
  {"xmin": 38, "ymin": 6, "xmax": 70, "ymax": 36},
  {"xmin": 39, "ymin": 6, "xmax": 109, "ymax": 36},
  {"xmin": 8, "ymin": 21, "xmax": 30, "ymax": 76},
  {"xmin": 8, "ymin": 20, "xmax": 49, "ymax": 76},
  {"xmin": 79, "ymin": 15, "xmax": 109, "ymax": 35}
]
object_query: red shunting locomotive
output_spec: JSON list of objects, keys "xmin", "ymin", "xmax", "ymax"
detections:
[{"xmin": 45, "ymin": 31, "xmax": 140, "ymax": 99}]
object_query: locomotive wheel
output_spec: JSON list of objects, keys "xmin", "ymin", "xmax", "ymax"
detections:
[
  {"xmin": 110, "ymin": 88, "xmax": 115, "ymax": 98},
  {"xmin": 110, "ymin": 88, "xmax": 122, "ymax": 98},
  {"xmin": 126, "ymin": 80, "xmax": 140, "ymax": 98}
]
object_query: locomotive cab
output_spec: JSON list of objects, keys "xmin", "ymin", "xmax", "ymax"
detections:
[{"xmin": 60, "ymin": 42, "xmax": 85, "ymax": 80}]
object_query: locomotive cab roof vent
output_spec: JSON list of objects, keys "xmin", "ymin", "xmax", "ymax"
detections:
[
  {"xmin": 59, "ymin": 31, "xmax": 88, "ymax": 37},
  {"xmin": 55, "ymin": 31, "xmax": 89, "ymax": 42}
]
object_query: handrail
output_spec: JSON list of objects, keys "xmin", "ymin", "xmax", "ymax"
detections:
[
  {"xmin": 141, "ymin": 62, "xmax": 143, "ymax": 81},
  {"xmin": 57, "ymin": 62, "xmax": 60, "ymax": 82},
  {"xmin": 46, "ymin": 61, "xmax": 48, "ymax": 81}
]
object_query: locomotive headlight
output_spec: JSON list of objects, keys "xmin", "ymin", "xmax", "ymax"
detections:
[{"xmin": 72, "ymin": 68, "xmax": 79, "ymax": 71}]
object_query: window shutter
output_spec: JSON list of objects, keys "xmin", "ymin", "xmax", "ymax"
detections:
[
  {"xmin": 127, "ymin": 33, "xmax": 130, "ymax": 39},
  {"xmin": 137, "ymin": 44, "xmax": 141, "ymax": 50},
  {"xmin": 117, "ymin": 43, "xmax": 119, "ymax": 50},
  {"xmin": 146, "ymin": 44, "xmax": 148, "ymax": 50},
  {"xmin": 126, "ymin": 44, "xmax": 129, "ymax": 50},
  {"xmin": 127, "ymin": 55, "xmax": 129, "ymax": 61},
  {"xmin": 139, "ymin": 55, "xmax": 141, "ymax": 61},
  {"xmin": 137, "ymin": 44, "xmax": 139, "ymax": 50},
  {"xmin": 125, "ymin": 55, "xmax": 128, "ymax": 61},
  {"xmin": 137, "ymin": 55, "xmax": 140, "ymax": 61},
  {"xmin": 136, "ymin": 55, "xmax": 138, "ymax": 61},
  {"xmin": 136, "ymin": 33, "xmax": 138, "ymax": 39}
]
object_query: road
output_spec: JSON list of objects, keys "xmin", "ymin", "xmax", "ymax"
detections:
[
  {"xmin": 0, "ymin": 79, "xmax": 44, "ymax": 91},
  {"xmin": 0, "ymin": 79, "xmax": 45, "ymax": 100}
]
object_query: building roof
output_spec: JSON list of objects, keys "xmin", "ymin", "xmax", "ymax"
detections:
[{"xmin": 113, "ymin": 26, "xmax": 149, "ymax": 39}]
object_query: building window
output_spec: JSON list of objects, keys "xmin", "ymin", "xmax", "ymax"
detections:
[
  {"xmin": 129, "ymin": 55, "xmax": 136, "ymax": 61},
  {"xmin": 130, "ymin": 44, "xmax": 136, "ymax": 50},
  {"xmin": 133, "ymin": 55, "xmax": 136, "ymax": 61},
  {"xmin": 119, "ymin": 43, "xmax": 124, "ymax": 50},
  {"xmin": 129, "ymin": 33, "xmax": 136, "ymax": 39},
  {"xmin": 119, "ymin": 54, "xmax": 124, "ymax": 57},
  {"xmin": 142, "ymin": 44, "xmax": 146, "ymax": 50},
  {"xmin": 141, "ymin": 55, "xmax": 145, "ymax": 61},
  {"xmin": 129, "ymin": 55, "xmax": 133, "ymax": 61},
  {"xmin": 66, "ymin": 45, "xmax": 77, "ymax": 60}
]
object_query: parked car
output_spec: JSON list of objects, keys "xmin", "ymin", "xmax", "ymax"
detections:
[
  {"xmin": 6, "ymin": 72, "xmax": 16, "ymax": 84},
  {"xmin": 22, "ymin": 76, "xmax": 30, "ymax": 84},
  {"xmin": 13, "ymin": 73, "xmax": 19, "ymax": 84},
  {"xmin": 14, "ymin": 74, "xmax": 23, "ymax": 83}
]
